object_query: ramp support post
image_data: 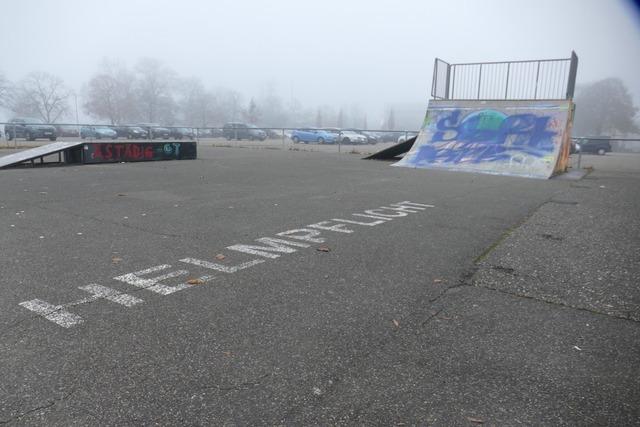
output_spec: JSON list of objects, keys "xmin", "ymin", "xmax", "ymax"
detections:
[
  {"xmin": 504, "ymin": 63, "xmax": 510, "ymax": 99},
  {"xmin": 534, "ymin": 61, "xmax": 541, "ymax": 99},
  {"xmin": 477, "ymin": 64, "xmax": 483, "ymax": 99}
]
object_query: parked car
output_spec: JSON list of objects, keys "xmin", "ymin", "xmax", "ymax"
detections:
[
  {"xmin": 363, "ymin": 131, "xmax": 382, "ymax": 144},
  {"xmin": 223, "ymin": 122, "xmax": 249, "ymax": 140},
  {"xmin": 209, "ymin": 128, "xmax": 224, "ymax": 138},
  {"xmin": 151, "ymin": 126, "xmax": 171, "ymax": 139},
  {"xmin": 222, "ymin": 122, "xmax": 266, "ymax": 140},
  {"xmin": 80, "ymin": 126, "xmax": 118, "ymax": 139},
  {"xmin": 321, "ymin": 128, "xmax": 342, "ymax": 141},
  {"xmin": 170, "ymin": 127, "xmax": 195, "ymax": 140},
  {"xmin": 344, "ymin": 128, "xmax": 379, "ymax": 144},
  {"xmin": 247, "ymin": 125, "xmax": 267, "ymax": 141},
  {"xmin": 196, "ymin": 128, "xmax": 224, "ymax": 138},
  {"xmin": 196, "ymin": 128, "xmax": 214, "ymax": 138},
  {"xmin": 339, "ymin": 130, "xmax": 368, "ymax": 145},
  {"xmin": 113, "ymin": 126, "xmax": 148, "ymax": 139},
  {"xmin": 129, "ymin": 126, "xmax": 149, "ymax": 139},
  {"xmin": 377, "ymin": 131, "xmax": 401, "ymax": 142},
  {"xmin": 290, "ymin": 128, "xmax": 336, "ymax": 144},
  {"xmin": 55, "ymin": 125, "xmax": 80, "ymax": 138},
  {"xmin": 397, "ymin": 132, "xmax": 419, "ymax": 143},
  {"xmin": 136, "ymin": 123, "xmax": 171, "ymax": 139},
  {"xmin": 266, "ymin": 128, "xmax": 281, "ymax": 138},
  {"xmin": 5, "ymin": 118, "xmax": 57, "ymax": 141},
  {"xmin": 574, "ymin": 138, "xmax": 612, "ymax": 155}
]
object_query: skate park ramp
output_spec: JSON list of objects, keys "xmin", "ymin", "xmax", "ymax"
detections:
[
  {"xmin": 392, "ymin": 100, "xmax": 573, "ymax": 179},
  {"xmin": 0, "ymin": 140, "xmax": 198, "ymax": 169},
  {"xmin": 363, "ymin": 136, "xmax": 416, "ymax": 160},
  {"xmin": 0, "ymin": 141, "xmax": 84, "ymax": 169}
]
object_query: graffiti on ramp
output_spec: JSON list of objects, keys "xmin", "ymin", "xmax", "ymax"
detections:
[{"xmin": 393, "ymin": 100, "xmax": 572, "ymax": 179}]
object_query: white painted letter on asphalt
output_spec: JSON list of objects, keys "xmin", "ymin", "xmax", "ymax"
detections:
[
  {"xmin": 19, "ymin": 299, "xmax": 84, "ymax": 328},
  {"xmin": 179, "ymin": 258, "xmax": 264, "ymax": 273},
  {"xmin": 114, "ymin": 265, "xmax": 191, "ymax": 295},
  {"xmin": 307, "ymin": 221, "xmax": 354, "ymax": 233},
  {"xmin": 364, "ymin": 209, "xmax": 408, "ymax": 218},
  {"xmin": 79, "ymin": 284, "xmax": 144, "ymax": 307},
  {"xmin": 277, "ymin": 228, "xmax": 326, "ymax": 243},
  {"xmin": 331, "ymin": 218, "xmax": 386, "ymax": 226},
  {"xmin": 227, "ymin": 238, "xmax": 309, "ymax": 259}
]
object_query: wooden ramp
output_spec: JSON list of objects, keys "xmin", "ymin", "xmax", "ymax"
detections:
[{"xmin": 0, "ymin": 141, "xmax": 84, "ymax": 169}]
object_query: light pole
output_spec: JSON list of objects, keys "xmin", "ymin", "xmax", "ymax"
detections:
[{"xmin": 73, "ymin": 92, "xmax": 80, "ymax": 139}]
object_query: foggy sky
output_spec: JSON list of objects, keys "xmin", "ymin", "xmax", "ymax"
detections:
[{"xmin": 1, "ymin": 0, "xmax": 639, "ymax": 125}]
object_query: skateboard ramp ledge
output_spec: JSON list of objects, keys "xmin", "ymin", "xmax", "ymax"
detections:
[
  {"xmin": 364, "ymin": 137, "xmax": 417, "ymax": 160},
  {"xmin": 0, "ymin": 141, "xmax": 197, "ymax": 169},
  {"xmin": 0, "ymin": 141, "xmax": 84, "ymax": 169}
]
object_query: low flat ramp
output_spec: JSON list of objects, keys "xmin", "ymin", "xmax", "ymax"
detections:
[
  {"xmin": 364, "ymin": 137, "xmax": 416, "ymax": 160},
  {"xmin": 393, "ymin": 100, "xmax": 573, "ymax": 179},
  {"xmin": 0, "ymin": 141, "xmax": 83, "ymax": 169}
]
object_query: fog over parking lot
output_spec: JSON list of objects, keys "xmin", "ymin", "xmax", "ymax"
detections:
[{"xmin": 0, "ymin": 0, "xmax": 639, "ymax": 127}]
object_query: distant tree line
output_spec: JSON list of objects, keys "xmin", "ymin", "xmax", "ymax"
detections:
[
  {"xmin": 2, "ymin": 61, "xmax": 636, "ymax": 135},
  {"xmin": 0, "ymin": 58, "xmax": 401, "ymax": 130}
]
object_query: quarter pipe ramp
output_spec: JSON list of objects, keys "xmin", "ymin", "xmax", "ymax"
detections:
[{"xmin": 392, "ymin": 100, "xmax": 573, "ymax": 179}]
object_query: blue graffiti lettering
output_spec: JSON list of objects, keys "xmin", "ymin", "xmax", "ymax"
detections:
[{"xmin": 417, "ymin": 109, "xmax": 559, "ymax": 165}]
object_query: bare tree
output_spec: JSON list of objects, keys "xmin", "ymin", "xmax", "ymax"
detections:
[
  {"xmin": 9, "ymin": 72, "xmax": 70, "ymax": 123},
  {"xmin": 316, "ymin": 105, "xmax": 336, "ymax": 128},
  {"xmin": 258, "ymin": 83, "xmax": 288, "ymax": 127},
  {"xmin": 84, "ymin": 60, "xmax": 137, "ymax": 124},
  {"xmin": 286, "ymin": 98, "xmax": 313, "ymax": 127},
  {"xmin": 243, "ymin": 98, "xmax": 261, "ymax": 124},
  {"xmin": 215, "ymin": 88, "xmax": 243, "ymax": 123},
  {"xmin": 177, "ymin": 78, "xmax": 218, "ymax": 127},
  {"xmin": 0, "ymin": 72, "xmax": 10, "ymax": 108},
  {"xmin": 337, "ymin": 108, "xmax": 345, "ymax": 128},
  {"xmin": 574, "ymin": 78, "xmax": 639, "ymax": 136},
  {"xmin": 348, "ymin": 104, "xmax": 363, "ymax": 128},
  {"xmin": 386, "ymin": 108, "xmax": 396, "ymax": 130},
  {"xmin": 315, "ymin": 108, "xmax": 323, "ymax": 128},
  {"xmin": 134, "ymin": 58, "xmax": 176, "ymax": 124}
]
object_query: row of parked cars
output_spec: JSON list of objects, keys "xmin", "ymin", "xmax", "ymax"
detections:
[
  {"xmin": 1, "ymin": 118, "xmax": 619, "ymax": 154},
  {"xmin": 288, "ymin": 128, "xmax": 418, "ymax": 145},
  {"xmin": 78, "ymin": 125, "xmax": 195, "ymax": 140},
  {"xmin": 221, "ymin": 122, "xmax": 414, "ymax": 145},
  {"xmin": 2, "ymin": 118, "xmax": 197, "ymax": 141},
  {"xmin": 2, "ymin": 117, "xmax": 417, "ymax": 145}
]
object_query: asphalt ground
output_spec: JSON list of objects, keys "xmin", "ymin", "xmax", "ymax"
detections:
[{"xmin": 0, "ymin": 146, "xmax": 638, "ymax": 425}]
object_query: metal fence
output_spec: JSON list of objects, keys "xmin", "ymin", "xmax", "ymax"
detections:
[
  {"xmin": 432, "ymin": 51, "xmax": 578, "ymax": 101},
  {"xmin": 0, "ymin": 121, "xmax": 419, "ymax": 154}
]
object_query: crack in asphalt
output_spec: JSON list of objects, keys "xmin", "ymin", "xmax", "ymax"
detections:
[
  {"xmin": 466, "ymin": 189, "xmax": 640, "ymax": 324},
  {"xmin": 0, "ymin": 390, "xmax": 75, "ymax": 425},
  {"xmin": 420, "ymin": 307, "xmax": 445, "ymax": 327},
  {"xmin": 471, "ymin": 281, "xmax": 640, "ymax": 324},
  {"xmin": 280, "ymin": 266, "xmax": 477, "ymax": 423}
]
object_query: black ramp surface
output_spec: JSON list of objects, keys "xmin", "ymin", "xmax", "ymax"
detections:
[
  {"xmin": 0, "ymin": 141, "xmax": 83, "ymax": 168},
  {"xmin": 0, "ymin": 147, "xmax": 638, "ymax": 425},
  {"xmin": 364, "ymin": 136, "xmax": 416, "ymax": 160}
]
